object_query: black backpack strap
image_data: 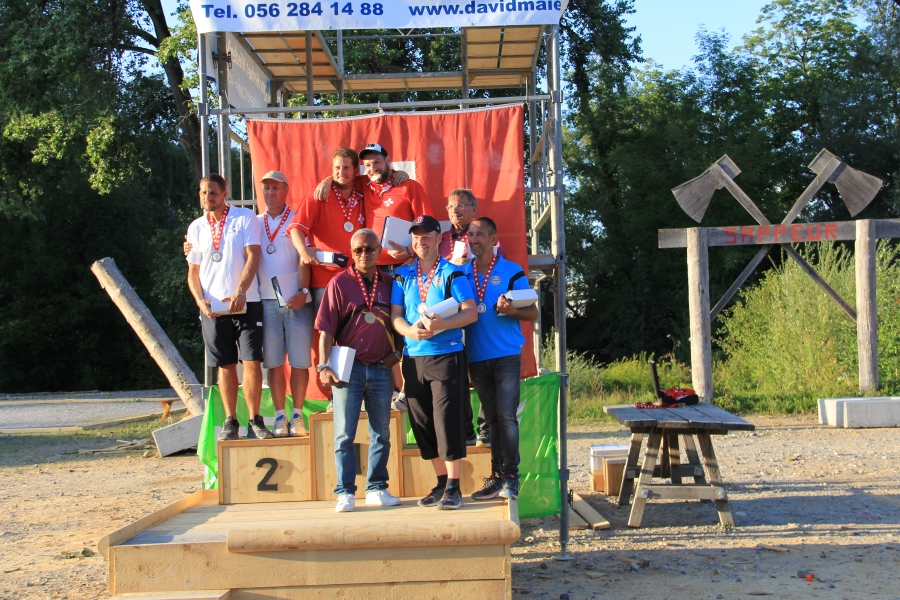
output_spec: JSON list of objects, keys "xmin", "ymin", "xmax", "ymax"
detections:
[
  {"xmin": 507, "ymin": 271, "xmax": 527, "ymax": 292},
  {"xmin": 444, "ymin": 270, "xmax": 465, "ymax": 300}
]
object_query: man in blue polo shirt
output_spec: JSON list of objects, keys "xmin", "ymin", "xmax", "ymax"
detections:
[
  {"xmin": 464, "ymin": 217, "xmax": 538, "ymax": 501},
  {"xmin": 391, "ymin": 215, "xmax": 478, "ymax": 510}
]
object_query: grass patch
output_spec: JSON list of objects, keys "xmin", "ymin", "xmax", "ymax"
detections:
[{"xmin": 0, "ymin": 417, "xmax": 172, "ymax": 467}]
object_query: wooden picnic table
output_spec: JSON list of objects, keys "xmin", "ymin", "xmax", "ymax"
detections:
[{"xmin": 603, "ymin": 402, "xmax": 755, "ymax": 528}]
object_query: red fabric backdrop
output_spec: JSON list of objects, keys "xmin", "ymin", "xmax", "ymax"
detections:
[{"xmin": 247, "ymin": 105, "xmax": 536, "ymax": 400}]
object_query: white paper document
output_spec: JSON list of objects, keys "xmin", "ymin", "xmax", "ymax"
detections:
[
  {"xmin": 328, "ymin": 345, "xmax": 356, "ymax": 383},
  {"xmin": 503, "ymin": 289, "xmax": 539, "ymax": 308},
  {"xmin": 209, "ymin": 300, "xmax": 247, "ymax": 315},
  {"xmin": 381, "ymin": 216, "xmax": 412, "ymax": 250},
  {"xmin": 425, "ymin": 298, "xmax": 460, "ymax": 319}
]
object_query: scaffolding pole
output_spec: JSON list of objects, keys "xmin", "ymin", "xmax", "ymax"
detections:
[{"xmin": 547, "ymin": 24, "xmax": 571, "ymax": 562}]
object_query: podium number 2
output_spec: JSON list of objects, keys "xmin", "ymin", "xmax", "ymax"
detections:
[{"xmin": 256, "ymin": 458, "xmax": 278, "ymax": 491}]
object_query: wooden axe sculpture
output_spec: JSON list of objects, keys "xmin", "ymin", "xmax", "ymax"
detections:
[{"xmin": 670, "ymin": 149, "xmax": 883, "ymax": 321}]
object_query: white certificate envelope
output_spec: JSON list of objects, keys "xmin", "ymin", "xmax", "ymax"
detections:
[
  {"xmin": 381, "ymin": 216, "xmax": 413, "ymax": 250},
  {"xmin": 209, "ymin": 300, "xmax": 247, "ymax": 315},
  {"xmin": 426, "ymin": 298, "xmax": 460, "ymax": 319},
  {"xmin": 503, "ymin": 289, "xmax": 539, "ymax": 308},
  {"xmin": 328, "ymin": 345, "xmax": 356, "ymax": 383},
  {"xmin": 451, "ymin": 240, "xmax": 468, "ymax": 260},
  {"xmin": 314, "ymin": 250, "xmax": 349, "ymax": 268}
]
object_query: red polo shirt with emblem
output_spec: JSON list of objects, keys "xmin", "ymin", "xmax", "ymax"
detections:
[{"xmin": 364, "ymin": 178, "xmax": 434, "ymax": 266}]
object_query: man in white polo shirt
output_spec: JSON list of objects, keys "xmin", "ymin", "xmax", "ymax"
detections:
[
  {"xmin": 186, "ymin": 173, "xmax": 270, "ymax": 441},
  {"xmin": 256, "ymin": 171, "xmax": 313, "ymax": 438}
]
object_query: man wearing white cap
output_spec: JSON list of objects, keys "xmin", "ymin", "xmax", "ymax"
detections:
[{"xmin": 256, "ymin": 170, "xmax": 313, "ymax": 437}]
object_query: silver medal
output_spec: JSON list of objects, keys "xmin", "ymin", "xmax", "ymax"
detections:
[
  {"xmin": 266, "ymin": 243, "xmax": 276, "ymax": 254},
  {"xmin": 477, "ymin": 303, "xmax": 487, "ymax": 314},
  {"xmin": 364, "ymin": 312, "xmax": 377, "ymax": 324},
  {"xmin": 344, "ymin": 221, "xmax": 354, "ymax": 233},
  {"xmin": 212, "ymin": 251, "xmax": 222, "ymax": 262},
  {"xmin": 417, "ymin": 302, "xmax": 427, "ymax": 315}
]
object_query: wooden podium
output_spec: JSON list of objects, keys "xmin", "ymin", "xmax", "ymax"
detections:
[{"xmin": 100, "ymin": 409, "xmax": 519, "ymax": 599}]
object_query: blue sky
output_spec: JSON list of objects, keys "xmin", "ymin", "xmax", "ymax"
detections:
[
  {"xmin": 623, "ymin": 0, "xmax": 771, "ymax": 71},
  {"xmin": 161, "ymin": 0, "xmax": 773, "ymax": 71}
]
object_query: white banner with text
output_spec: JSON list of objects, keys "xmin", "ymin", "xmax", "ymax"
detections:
[{"xmin": 191, "ymin": 0, "xmax": 564, "ymax": 33}]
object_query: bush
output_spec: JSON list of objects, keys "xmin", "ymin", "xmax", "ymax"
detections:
[{"xmin": 714, "ymin": 242, "xmax": 900, "ymax": 413}]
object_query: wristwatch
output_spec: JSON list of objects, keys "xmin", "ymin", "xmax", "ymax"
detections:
[
  {"xmin": 236, "ymin": 290, "xmax": 245, "ymax": 297},
  {"xmin": 300, "ymin": 288, "xmax": 309, "ymax": 295},
  {"xmin": 316, "ymin": 364, "xmax": 330, "ymax": 372}
]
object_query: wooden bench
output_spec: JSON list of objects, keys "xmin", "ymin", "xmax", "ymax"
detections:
[{"xmin": 604, "ymin": 402, "xmax": 754, "ymax": 528}]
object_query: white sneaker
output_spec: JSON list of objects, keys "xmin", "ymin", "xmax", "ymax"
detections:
[
  {"xmin": 272, "ymin": 415, "xmax": 289, "ymax": 438},
  {"xmin": 326, "ymin": 401, "xmax": 334, "ymax": 413},
  {"xmin": 365, "ymin": 489, "xmax": 401, "ymax": 506},
  {"xmin": 391, "ymin": 393, "xmax": 409, "ymax": 412},
  {"xmin": 288, "ymin": 415, "xmax": 307, "ymax": 437},
  {"xmin": 335, "ymin": 493, "xmax": 355, "ymax": 512}
]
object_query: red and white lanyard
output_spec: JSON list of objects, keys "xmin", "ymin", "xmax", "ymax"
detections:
[
  {"xmin": 264, "ymin": 208, "xmax": 291, "ymax": 243},
  {"xmin": 351, "ymin": 266, "xmax": 380, "ymax": 313},
  {"xmin": 207, "ymin": 204, "xmax": 230, "ymax": 252},
  {"xmin": 370, "ymin": 180, "xmax": 394, "ymax": 198},
  {"xmin": 473, "ymin": 254, "xmax": 499, "ymax": 305},
  {"xmin": 417, "ymin": 258, "xmax": 441, "ymax": 304},
  {"xmin": 333, "ymin": 185, "xmax": 365, "ymax": 225}
]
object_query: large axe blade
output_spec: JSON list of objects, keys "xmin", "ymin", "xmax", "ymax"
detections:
[
  {"xmin": 671, "ymin": 155, "xmax": 741, "ymax": 223},
  {"xmin": 809, "ymin": 149, "xmax": 883, "ymax": 217}
]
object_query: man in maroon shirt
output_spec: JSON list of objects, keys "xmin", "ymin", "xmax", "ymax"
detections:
[{"xmin": 315, "ymin": 228, "xmax": 403, "ymax": 513}]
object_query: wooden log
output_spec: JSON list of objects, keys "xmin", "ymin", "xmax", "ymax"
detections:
[
  {"xmin": 687, "ymin": 228, "xmax": 713, "ymax": 401},
  {"xmin": 226, "ymin": 519, "xmax": 521, "ymax": 552},
  {"xmin": 152, "ymin": 414, "xmax": 203, "ymax": 458},
  {"xmin": 856, "ymin": 219, "xmax": 879, "ymax": 392},
  {"xmin": 91, "ymin": 258, "xmax": 203, "ymax": 416},
  {"xmin": 571, "ymin": 493, "xmax": 610, "ymax": 531}
]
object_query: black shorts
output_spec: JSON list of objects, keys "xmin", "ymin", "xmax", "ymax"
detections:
[
  {"xmin": 200, "ymin": 301, "xmax": 264, "ymax": 368},
  {"xmin": 402, "ymin": 351, "xmax": 468, "ymax": 462}
]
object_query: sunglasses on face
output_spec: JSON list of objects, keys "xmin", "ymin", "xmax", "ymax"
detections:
[{"xmin": 352, "ymin": 246, "xmax": 380, "ymax": 256}]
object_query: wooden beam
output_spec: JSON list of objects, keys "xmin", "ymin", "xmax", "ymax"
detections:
[
  {"xmin": 635, "ymin": 484, "xmax": 727, "ymax": 501},
  {"xmin": 91, "ymin": 258, "xmax": 204, "ymax": 416},
  {"xmin": 571, "ymin": 493, "xmax": 610, "ymax": 530},
  {"xmin": 227, "ymin": 519, "xmax": 520, "ymax": 552},
  {"xmin": 659, "ymin": 219, "xmax": 900, "ymax": 248},
  {"xmin": 686, "ymin": 228, "xmax": 713, "ymax": 401},
  {"xmin": 856, "ymin": 219, "xmax": 879, "ymax": 392}
]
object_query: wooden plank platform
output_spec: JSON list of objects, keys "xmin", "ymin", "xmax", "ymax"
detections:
[{"xmin": 102, "ymin": 494, "xmax": 518, "ymax": 598}]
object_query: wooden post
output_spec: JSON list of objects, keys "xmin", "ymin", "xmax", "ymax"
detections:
[
  {"xmin": 856, "ymin": 219, "xmax": 879, "ymax": 392},
  {"xmin": 91, "ymin": 258, "xmax": 204, "ymax": 416},
  {"xmin": 687, "ymin": 227, "xmax": 713, "ymax": 401}
]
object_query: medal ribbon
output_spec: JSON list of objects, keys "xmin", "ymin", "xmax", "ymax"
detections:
[
  {"xmin": 207, "ymin": 204, "xmax": 231, "ymax": 252},
  {"xmin": 473, "ymin": 254, "xmax": 499, "ymax": 305},
  {"xmin": 416, "ymin": 258, "xmax": 441, "ymax": 305},
  {"xmin": 333, "ymin": 184, "xmax": 364, "ymax": 225},
  {"xmin": 264, "ymin": 207, "xmax": 292, "ymax": 243},
  {"xmin": 370, "ymin": 179, "xmax": 394, "ymax": 198},
  {"xmin": 351, "ymin": 265, "xmax": 380, "ymax": 314}
]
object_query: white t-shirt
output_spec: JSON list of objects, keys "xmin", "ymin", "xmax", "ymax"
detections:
[
  {"xmin": 186, "ymin": 206, "xmax": 261, "ymax": 303},
  {"xmin": 256, "ymin": 207, "xmax": 301, "ymax": 300}
]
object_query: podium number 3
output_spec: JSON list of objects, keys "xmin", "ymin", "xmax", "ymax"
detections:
[{"xmin": 256, "ymin": 458, "xmax": 278, "ymax": 491}]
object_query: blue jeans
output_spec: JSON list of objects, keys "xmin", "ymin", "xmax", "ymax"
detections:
[
  {"xmin": 468, "ymin": 354, "xmax": 521, "ymax": 477},
  {"xmin": 332, "ymin": 360, "xmax": 394, "ymax": 494}
]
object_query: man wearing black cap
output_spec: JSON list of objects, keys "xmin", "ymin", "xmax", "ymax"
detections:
[
  {"xmin": 358, "ymin": 143, "xmax": 435, "ymax": 269},
  {"xmin": 391, "ymin": 215, "xmax": 478, "ymax": 510}
]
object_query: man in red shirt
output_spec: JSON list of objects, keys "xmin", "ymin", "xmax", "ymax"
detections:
[
  {"xmin": 357, "ymin": 142, "xmax": 435, "ymax": 269},
  {"xmin": 315, "ymin": 228, "xmax": 403, "ymax": 512}
]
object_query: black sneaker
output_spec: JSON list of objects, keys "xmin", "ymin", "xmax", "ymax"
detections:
[
  {"xmin": 499, "ymin": 475, "xmax": 519, "ymax": 500},
  {"xmin": 465, "ymin": 434, "xmax": 478, "ymax": 447},
  {"xmin": 417, "ymin": 485, "xmax": 446, "ymax": 507},
  {"xmin": 437, "ymin": 486, "xmax": 463, "ymax": 510},
  {"xmin": 217, "ymin": 417, "xmax": 238, "ymax": 441},
  {"xmin": 471, "ymin": 476, "xmax": 504, "ymax": 501},
  {"xmin": 475, "ymin": 433, "xmax": 491, "ymax": 447},
  {"xmin": 246, "ymin": 415, "xmax": 273, "ymax": 440}
]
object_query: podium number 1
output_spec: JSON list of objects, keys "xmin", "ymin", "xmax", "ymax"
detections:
[{"xmin": 256, "ymin": 458, "xmax": 278, "ymax": 491}]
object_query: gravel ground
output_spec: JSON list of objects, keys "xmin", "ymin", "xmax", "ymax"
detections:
[
  {"xmin": 0, "ymin": 414, "xmax": 898, "ymax": 599},
  {"xmin": 0, "ymin": 390, "xmax": 183, "ymax": 429}
]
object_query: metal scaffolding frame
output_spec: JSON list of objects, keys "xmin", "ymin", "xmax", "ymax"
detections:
[{"xmin": 196, "ymin": 24, "xmax": 571, "ymax": 557}]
